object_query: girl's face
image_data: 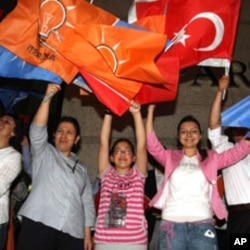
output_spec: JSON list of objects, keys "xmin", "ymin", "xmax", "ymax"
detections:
[
  {"xmin": 178, "ymin": 121, "xmax": 201, "ymax": 149},
  {"xmin": 110, "ymin": 141, "xmax": 135, "ymax": 174},
  {"xmin": 54, "ymin": 121, "xmax": 80, "ymax": 156},
  {"xmin": 0, "ymin": 115, "xmax": 16, "ymax": 139}
]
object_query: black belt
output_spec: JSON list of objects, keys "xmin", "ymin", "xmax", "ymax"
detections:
[{"xmin": 228, "ymin": 203, "xmax": 250, "ymax": 212}]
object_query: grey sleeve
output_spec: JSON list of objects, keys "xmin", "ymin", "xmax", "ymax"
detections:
[{"xmin": 82, "ymin": 173, "xmax": 96, "ymax": 227}]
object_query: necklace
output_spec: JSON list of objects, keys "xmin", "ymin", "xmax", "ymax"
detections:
[{"xmin": 65, "ymin": 159, "xmax": 78, "ymax": 173}]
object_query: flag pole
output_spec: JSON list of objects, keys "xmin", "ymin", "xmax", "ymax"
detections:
[{"xmin": 222, "ymin": 65, "xmax": 230, "ymax": 100}]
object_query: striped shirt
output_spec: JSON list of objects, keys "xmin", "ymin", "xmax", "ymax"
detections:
[{"xmin": 94, "ymin": 166, "xmax": 147, "ymax": 245}]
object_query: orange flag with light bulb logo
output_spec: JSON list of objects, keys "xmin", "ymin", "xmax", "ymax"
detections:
[
  {"xmin": 0, "ymin": 0, "xmax": 76, "ymax": 83},
  {"xmin": 0, "ymin": 0, "xmax": 180, "ymax": 116},
  {"xmin": 0, "ymin": 0, "xmax": 119, "ymax": 83},
  {"xmin": 50, "ymin": 23, "xmax": 171, "ymax": 98}
]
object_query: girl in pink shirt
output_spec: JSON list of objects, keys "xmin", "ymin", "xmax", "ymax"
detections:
[{"xmin": 94, "ymin": 101, "xmax": 148, "ymax": 250}]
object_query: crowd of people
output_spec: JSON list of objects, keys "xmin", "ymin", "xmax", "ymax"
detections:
[{"xmin": 1, "ymin": 75, "xmax": 250, "ymax": 250}]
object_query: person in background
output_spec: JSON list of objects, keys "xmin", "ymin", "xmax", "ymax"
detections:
[
  {"xmin": 16, "ymin": 83, "xmax": 95, "ymax": 250},
  {"xmin": 144, "ymin": 156, "xmax": 164, "ymax": 250},
  {"xmin": 213, "ymin": 171, "xmax": 227, "ymax": 250},
  {"xmin": 146, "ymin": 103, "xmax": 250, "ymax": 250},
  {"xmin": 10, "ymin": 134, "xmax": 32, "ymax": 244},
  {"xmin": 94, "ymin": 101, "xmax": 148, "ymax": 250},
  {"xmin": 20, "ymin": 135, "xmax": 32, "ymax": 177},
  {"xmin": 208, "ymin": 75, "xmax": 250, "ymax": 236},
  {"xmin": 0, "ymin": 114, "xmax": 22, "ymax": 250}
]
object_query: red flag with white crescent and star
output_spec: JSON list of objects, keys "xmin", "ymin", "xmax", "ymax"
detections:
[{"xmin": 164, "ymin": 0, "xmax": 241, "ymax": 69}]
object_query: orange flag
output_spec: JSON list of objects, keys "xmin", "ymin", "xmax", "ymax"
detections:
[
  {"xmin": 0, "ymin": 0, "xmax": 180, "ymax": 116},
  {"xmin": 50, "ymin": 23, "xmax": 170, "ymax": 98},
  {"xmin": 0, "ymin": 0, "xmax": 118, "ymax": 83},
  {"xmin": 0, "ymin": 0, "xmax": 76, "ymax": 83}
]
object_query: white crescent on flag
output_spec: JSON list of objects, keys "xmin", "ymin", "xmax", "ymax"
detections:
[
  {"xmin": 168, "ymin": 12, "xmax": 224, "ymax": 52},
  {"xmin": 191, "ymin": 12, "xmax": 224, "ymax": 52}
]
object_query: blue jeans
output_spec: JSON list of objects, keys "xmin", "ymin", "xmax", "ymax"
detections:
[
  {"xmin": 0, "ymin": 222, "xmax": 8, "ymax": 250},
  {"xmin": 158, "ymin": 220, "xmax": 218, "ymax": 250}
]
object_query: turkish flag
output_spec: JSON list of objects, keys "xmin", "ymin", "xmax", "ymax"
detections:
[{"xmin": 165, "ymin": 0, "xmax": 241, "ymax": 69}]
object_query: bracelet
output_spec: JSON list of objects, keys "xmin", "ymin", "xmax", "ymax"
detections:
[
  {"xmin": 217, "ymin": 89, "xmax": 224, "ymax": 93},
  {"xmin": 104, "ymin": 109, "xmax": 112, "ymax": 115}
]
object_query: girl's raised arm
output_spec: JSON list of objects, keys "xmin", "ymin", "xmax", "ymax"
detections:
[{"xmin": 130, "ymin": 100, "xmax": 147, "ymax": 176}]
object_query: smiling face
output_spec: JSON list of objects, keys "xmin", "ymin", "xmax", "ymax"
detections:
[
  {"xmin": 178, "ymin": 121, "xmax": 202, "ymax": 150},
  {"xmin": 0, "ymin": 115, "xmax": 16, "ymax": 140},
  {"xmin": 110, "ymin": 141, "xmax": 135, "ymax": 174},
  {"xmin": 54, "ymin": 121, "xmax": 80, "ymax": 157}
]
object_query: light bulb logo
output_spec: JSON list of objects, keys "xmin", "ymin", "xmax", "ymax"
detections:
[{"xmin": 39, "ymin": 0, "xmax": 66, "ymax": 43}]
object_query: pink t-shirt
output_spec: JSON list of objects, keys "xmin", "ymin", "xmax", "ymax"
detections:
[{"xmin": 94, "ymin": 166, "xmax": 147, "ymax": 245}]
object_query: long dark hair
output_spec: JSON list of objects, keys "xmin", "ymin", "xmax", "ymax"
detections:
[
  {"xmin": 177, "ymin": 115, "xmax": 208, "ymax": 161},
  {"xmin": 7, "ymin": 114, "xmax": 24, "ymax": 153},
  {"xmin": 53, "ymin": 116, "xmax": 81, "ymax": 153}
]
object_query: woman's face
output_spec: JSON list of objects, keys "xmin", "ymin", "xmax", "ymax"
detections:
[
  {"xmin": 54, "ymin": 121, "xmax": 80, "ymax": 156},
  {"xmin": 0, "ymin": 115, "xmax": 16, "ymax": 139},
  {"xmin": 178, "ymin": 121, "xmax": 201, "ymax": 149},
  {"xmin": 110, "ymin": 141, "xmax": 135, "ymax": 173}
]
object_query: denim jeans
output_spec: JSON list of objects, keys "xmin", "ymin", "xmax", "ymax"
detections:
[
  {"xmin": 158, "ymin": 220, "xmax": 218, "ymax": 250},
  {"xmin": 0, "ymin": 222, "xmax": 8, "ymax": 250}
]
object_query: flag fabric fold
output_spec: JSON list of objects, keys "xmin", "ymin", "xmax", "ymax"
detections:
[
  {"xmin": 129, "ymin": 0, "xmax": 168, "ymax": 34},
  {"xmin": 0, "ymin": 46, "xmax": 63, "ymax": 83},
  {"xmin": 0, "ymin": 88, "xmax": 44, "ymax": 114},
  {"xmin": 51, "ymin": 23, "xmax": 168, "ymax": 84},
  {"xmin": 79, "ymin": 71, "xmax": 130, "ymax": 116},
  {"xmin": 221, "ymin": 96, "xmax": 250, "ymax": 129}
]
